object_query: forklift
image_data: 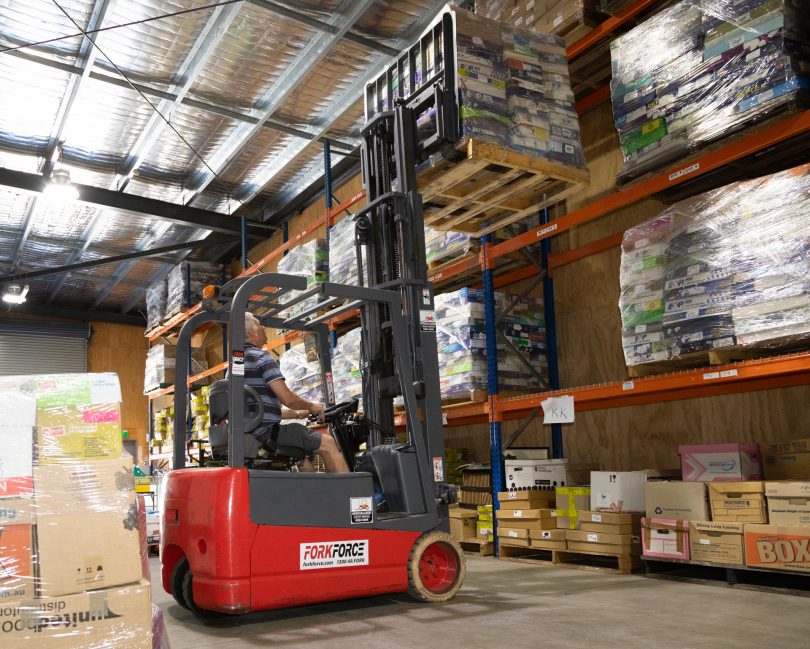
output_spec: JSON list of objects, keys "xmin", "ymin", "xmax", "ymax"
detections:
[{"xmin": 160, "ymin": 10, "xmax": 470, "ymax": 616}]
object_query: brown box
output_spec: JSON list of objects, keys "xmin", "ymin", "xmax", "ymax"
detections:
[
  {"xmin": 498, "ymin": 491, "xmax": 556, "ymax": 509},
  {"xmin": 448, "ymin": 507, "xmax": 478, "ymax": 541},
  {"xmin": 645, "ymin": 481, "xmax": 709, "ymax": 521},
  {"xmin": 499, "ymin": 537, "xmax": 532, "ymax": 548},
  {"xmin": 745, "ymin": 524, "xmax": 810, "ymax": 573},
  {"xmin": 762, "ymin": 438, "xmax": 810, "ymax": 454},
  {"xmin": 709, "ymin": 482, "xmax": 767, "ymax": 523},
  {"xmin": 530, "ymin": 528, "xmax": 566, "ymax": 550},
  {"xmin": 765, "ymin": 482, "xmax": 810, "ymax": 526},
  {"xmin": 763, "ymin": 451, "xmax": 810, "ymax": 481},
  {"xmin": 566, "ymin": 529, "xmax": 640, "ymax": 547},
  {"xmin": 567, "ymin": 541, "xmax": 638, "ymax": 555},
  {"xmin": 499, "ymin": 527, "xmax": 530, "ymax": 540},
  {"xmin": 0, "ymin": 580, "xmax": 152, "ymax": 647},
  {"xmin": 556, "ymin": 487, "xmax": 590, "ymax": 530},
  {"xmin": 34, "ymin": 457, "xmax": 142, "ymax": 597},
  {"xmin": 689, "ymin": 521, "xmax": 745, "ymax": 565},
  {"xmin": 496, "ymin": 508, "xmax": 557, "ymax": 530}
]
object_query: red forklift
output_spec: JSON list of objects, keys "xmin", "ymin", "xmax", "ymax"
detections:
[{"xmin": 160, "ymin": 9, "xmax": 469, "ymax": 616}]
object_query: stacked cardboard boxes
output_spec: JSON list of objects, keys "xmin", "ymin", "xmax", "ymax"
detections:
[
  {"xmin": 568, "ymin": 511, "xmax": 642, "ymax": 555},
  {"xmin": 746, "ymin": 480, "xmax": 810, "ymax": 573},
  {"xmin": 460, "ymin": 464, "xmax": 493, "ymax": 507},
  {"xmin": 448, "ymin": 506, "xmax": 478, "ymax": 541},
  {"xmin": 476, "ymin": 0, "xmax": 602, "ymax": 45},
  {"xmin": 497, "ymin": 490, "xmax": 557, "ymax": 548},
  {"xmin": 478, "ymin": 505, "xmax": 494, "ymax": 541},
  {"xmin": 555, "ymin": 486, "xmax": 590, "ymax": 530},
  {"xmin": 0, "ymin": 374, "xmax": 152, "ymax": 647}
]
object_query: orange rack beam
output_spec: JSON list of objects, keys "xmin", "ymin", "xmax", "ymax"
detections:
[
  {"xmin": 567, "ymin": 0, "xmax": 661, "ymax": 59},
  {"xmin": 490, "ymin": 110, "xmax": 810, "ymax": 261},
  {"xmin": 494, "ymin": 353, "xmax": 810, "ymax": 417}
]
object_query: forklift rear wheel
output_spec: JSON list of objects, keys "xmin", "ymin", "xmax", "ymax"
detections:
[
  {"xmin": 181, "ymin": 566, "xmax": 225, "ymax": 619},
  {"xmin": 407, "ymin": 531, "xmax": 465, "ymax": 603},
  {"xmin": 170, "ymin": 558, "xmax": 190, "ymax": 610}
]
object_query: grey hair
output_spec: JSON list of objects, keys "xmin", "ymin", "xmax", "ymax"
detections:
[{"xmin": 245, "ymin": 312, "xmax": 262, "ymax": 337}]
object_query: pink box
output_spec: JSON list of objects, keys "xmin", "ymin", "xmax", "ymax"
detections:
[
  {"xmin": 641, "ymin": 517, "xmax": 690, "ymax": 560},
  {"xmin": 679, "ymin": 443, "xmax": 762, "ymax": 482}
]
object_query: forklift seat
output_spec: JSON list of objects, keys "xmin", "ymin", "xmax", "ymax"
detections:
[{"xmin": 207, "ymin": 379, "xmax": 305, "ymax": 462}]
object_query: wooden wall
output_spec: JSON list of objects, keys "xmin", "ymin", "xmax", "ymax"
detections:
[{"xmin": 246, "ymin": 104, "xmax": 810, "ymax": 471}]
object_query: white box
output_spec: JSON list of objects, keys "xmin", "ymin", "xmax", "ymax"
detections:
[
  {"xmin": 591, "ymin": 471, "xmax": 647, "ymax": 512},
  {"xmin": 0, "ymin": 390, "xmax": 36, "ymax": 497},
  {"xmin": 505, "ymin": 459, "xmax": 567, "ymax": 489}
]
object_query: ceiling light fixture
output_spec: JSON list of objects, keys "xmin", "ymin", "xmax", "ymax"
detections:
[
  {"xmin": 2, "ymin": 284, "xmax": 29, "ymax": 304},
  {"xmin": 44, "ymin": 167, "xmax": 80, "ymax": 202}
]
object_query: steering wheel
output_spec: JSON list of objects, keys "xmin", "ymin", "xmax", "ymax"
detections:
[
  {"xmin": 322, "ymin": 399, "xmax": 359, "ymax": 420},
  {"xmin": 243, "ymin": 384, "xmax": 265, "ymax": 432}
]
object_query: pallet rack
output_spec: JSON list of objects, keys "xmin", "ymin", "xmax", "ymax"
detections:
[{"xmin": 141, "ymin": 1, "xmax": 810, "ymax": 550}]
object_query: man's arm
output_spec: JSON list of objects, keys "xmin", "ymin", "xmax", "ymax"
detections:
[
  {"xmin": 281, "ymin": 406, "xmax": 309, "ymax": 419},
  {"xmin": 269, "ymin": 379, "xmax": 324, "ymax": 421}
]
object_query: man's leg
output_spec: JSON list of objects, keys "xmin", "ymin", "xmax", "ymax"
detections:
[
  {"xmin": 276, "ymin": 423, "xmax": 350, "ymax": 473},
  {"xmin": 314, "ymin": 435, "xmax": 350, "ymax": 473}
]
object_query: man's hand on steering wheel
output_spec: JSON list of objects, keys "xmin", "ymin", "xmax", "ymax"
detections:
[{"xmin": 308, "ymin": 403, "xmax": 325, "ymax": 423}]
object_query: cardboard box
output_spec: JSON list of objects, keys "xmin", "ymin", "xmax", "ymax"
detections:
[
  {"xmin": 689, "ymin": 521, "xmax": 745, "ymax": 565},
  {"xmin": 578, "ymin": 510, "xmax": 642, "ymax": 534},
  {"xmin": 590, "ymin": 471, "xmax": 647, "ymax": 512},
  {"xmin": 763, "ymin": 451, "xmax": 810, "ymax": 481},
  {"xmin": 505, "ymin": 459, "xmax": 568, "ymax": 489},
  {"xmin": 709, "ymin": 482, "xmax": 767, "ymax": 523},
  {"xmin": 744, "ymin": 524, "xmax": 810, "ymax": 573},
  {"xmin": 449, "ymin": 507, "xmax": 478, "ymax": 541},
  {"xmin": 499, "ymin": 537, "xmax": 531, "ymax": 548},
  {"xmin": 0, "ymin": 499, "xmax": 35, "ymax": 602},
  {"xmin": 477, "ymin": 521, "xmax": 493, "ymax": 540},
  {"xmin": 765, "ymin": 482, "xmax": 810, "ymax": 526},
  {"xmin": 566, "ymin": 529, "xmax": 640, "ymax": 548},
  {"xmin": 496, "ymin": 508, "xmax": 557, "ymax": 530},
  {"xmin": 556, "ymin": 486, "xmax": 590, "ymax": 530},
  {"xmin": 498, "ymin": 490, "xmax": 556, "ymax": 509},
  {"xmin": 0, "ymin": 579, "xmax": 152, "ymax": 647},
  {"xmin": 499, "ymin": 527, "xmax": 530, "ymax": 540},
  {"xmin": 762, "ymin": 438, "xmax": 810, "ymax": 454},
  {"xmin": 0, "ymin": 390, "xmax": 35, "ymax": 497},
  {"xmin": 679, "ymin": 443, "xmax": 763, "ymax": 482},
  {"xmin": 528, "ymin": 528, "xmax": 566, "ymax": 549},
  {"xmin": 645, "ymin": 481, "xmax": 709, "ymax": 521},
  {"xmin": 641, "ymin": 517, "xmax": 690, "ymax": 560},
  {"xmin": 34, "ymin": 457, "xmax": 142, "ymax": 597}
]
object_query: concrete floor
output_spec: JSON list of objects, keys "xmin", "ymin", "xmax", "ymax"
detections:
[{"xmin": 150, "ymin": 556, "xmax": 808, "ymax": 649}]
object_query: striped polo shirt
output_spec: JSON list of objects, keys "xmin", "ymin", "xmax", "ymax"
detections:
[{"xmin": 227, "ymin": 343, "xmax": 284, "ymax": 438}]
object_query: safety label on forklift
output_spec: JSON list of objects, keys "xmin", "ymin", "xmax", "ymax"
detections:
[
  {"xmin": 299, "ymin": 540, "xmax": 369, "ymax": 570},
  {"xmin": 350, "ymin": 497, "xmax": 374, "ymax": 524},
  {"xmin": 433, "ymin": 456, "xmax": 444, "ymax": 482},
  {"xmin": 231, "ymin": 351, "xmax": 245, "ymax": 376},
  {"xmin": 420, "ymin": 309, "xmax": 436, "ymax": 332}
]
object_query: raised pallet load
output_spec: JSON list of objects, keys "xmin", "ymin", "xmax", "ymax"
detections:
[
  {"xmin": 365, "ymin": 4, "xmax": 589, "ymax": 237},
  {"xmin": 610, "ymin": 0, "xmax": 810, "ymax": 185},
  {"xmin": 477, "ymin": 0, "xmax": 604, "ymax": 46},
  {"xmin": 619, "ymin": 161, "xmax": 810, "ymax": 375},
  {"xmin": 277, "ymin": 237, "xmax": 328, "ymax": 320},
  {"xmin": 164, "ymin": 261, "xmax": 222, "ymax": 322}
]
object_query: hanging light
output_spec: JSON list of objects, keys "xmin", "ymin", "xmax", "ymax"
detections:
[
  {"xmin": 43, "ymin": 167, "xmax": 80, "ymax": 202},
  {"xmin": 2, "ymin": 284, "xmax": 29, "ymax": 304}
]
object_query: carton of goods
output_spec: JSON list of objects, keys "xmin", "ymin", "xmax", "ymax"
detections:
[
  {"xmin": 556, "ymin": 486, "xmax": 590, "ymax": 529},
  {"xmin": 590, "ymin": 471, "xmax": 647, "ymax": 512},
  {"xmin": 689, "ymin": 521, "xmax": 745, "ymax": 565},
  {"xmin": 498, "ymin": 490, "xmax": 556, "ymax": 509},
  {"xmin": 763, "ymin": 450, "xmax": 810, "ymax": 481},
  {"xmin": 496, "ymin": 508, "xmax": 557, "ymax": 530},
  {"xmin": 765, "ymin": 482, "xmax": 810, "ymax": 526},
  {"xmin": 645, "ymin": 481, "xmax": 709, "ymax": 521},
  {"xmin": 0, "ymin": 498, "xmax": 35, "ymax": 602},
  {"xmin": 709, "ymin": 482, "xmax": 767, "ymax": 523},
  {"xmin": 0, "ymin": 389, "xmax": 35, "ymax": 497},
  {"xmin": 763, "ymin": 438, "xmax": 810, "ymax": 454},
  {"xmin": 566, "ymin": 528, "xmax": 641, "ymax": 555},
  {"xmin": 0, "ymin": 579, "xmax": 152, "ymax": 648},
  {"xmin": 505, "ymin": 458, "xmax": 567, "ymax": 490},
  {"xmin": 34, "ymin": 456, "xmax": 142, "ymax": 597},
  {"xmin": 498, "ymin": 526, "xmax": 531, "ymax": 547},
  {"xmin": 578, "ymin": 510, "xmax": 642, "ymax": 535},
  {"xmin": 641, "ymin": 517, "xmax": 690, "ymax": 560},
  {"xmin": 530, "ymin": 528, "xmax": 567, "ymax": 550},
  {"xmin": 678, "ymin": 443, "xmax": 763, "ymax": 482},
  {"xmin": 33, "ymin": 374, "xmax": 124, "ymax": 463},
  {"xmin": 744, "ymin": 525, "xmax": 810, "ymax": 573},
  {"xmin": 449, "ymin": 507, "xmax": 478, "ymax": 541},
  {"xmin": 477, "ymin": 521, "xmax": 494, "ymax": 540}
]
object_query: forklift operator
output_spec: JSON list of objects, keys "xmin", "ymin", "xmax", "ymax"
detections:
[{"xmin": 240, "ymin": 312, "xmax": 349, "ymax": 473}]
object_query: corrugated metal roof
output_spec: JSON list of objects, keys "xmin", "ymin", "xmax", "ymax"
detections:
[{"xmin": 0, "ymin": 0, "xmax": 445, "ymax": 316}]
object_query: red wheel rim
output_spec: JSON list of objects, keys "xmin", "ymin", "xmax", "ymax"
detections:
[{"xmin": 418, "ymin": 541, "xmax": 459, "ymax": 594}]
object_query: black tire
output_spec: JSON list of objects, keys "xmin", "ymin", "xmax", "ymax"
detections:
[
  {"xmin": 170, "ymin": 557, "xmax": 190, "ymax": 610},
  {"xmin": 181, "ymin": 564, "xmax": 226, "ymax": 619},
  {"xmin": 407, "ymin": 531, "xmax": 465, "ymax": 603}
]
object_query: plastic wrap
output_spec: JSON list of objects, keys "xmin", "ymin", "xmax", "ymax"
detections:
[
  {"xmin": 151, "ymin": 407, "xmax": 174, "ymax": 457},
  {"xmin": 332, "ymin": 328, "xmax": 363, "ymax": 403},
  {"xmin": 619, "ymin": 162, "xmax": 810, "ymax": 367},
  {"xmin": 144, "ymin": 343, "xmax": 207, "ymax": 394},
  {"xmin": 328, "ymin": 217, "xmax": 360, "ymax": 286},
  {"xmin": 278, "ymin": 344, "xmax": 323, "ymax": 403},
  {"xmin": 610, "ymin": 0, "xmax": 810, "ymax": 183},
  {"xmin": 479, "ymin": 0, "xmax": 599, "ymax": 39},
  {"xmin": 367, "ymin": 5, "xmax": 587, "ymax": 171},
  {"xmin": 277, "ymin": 237, "xmax": 328, "ymax": 318},
  {"xmin": 152, "ymin": 603, "xmax": 171, "ymax": 649},
  {"xmin": 425, "ymin": 227, "xmax": 476, "ymax": 267},
  {"xmin": 0, "ymin": 374, "xmax": 152, "ymax": 647},
  {"xmin": 165, "ymin": 261, "xmax": 222, "ymax": 319},
  {"xmin": 145, "ymin": 278, "xmax": 166, "ymax": 331}
]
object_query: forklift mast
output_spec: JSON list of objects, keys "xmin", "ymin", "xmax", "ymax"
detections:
[{"xmin": 355, "ymin": 12, "xmax": 459, "ymax": 479}]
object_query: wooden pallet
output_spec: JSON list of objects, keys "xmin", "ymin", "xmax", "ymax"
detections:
[
  {"xmin": 418, "ymin": 139, "xmax": 589, "ymax": 237},
  {"xmin": 427, "ymin": 247, "xmax": 480, "ymax": 274},
  {"xmin": 459, "ymin": 538, "xmax": 494, "ymax": 557},
  {"xmin": 499, "ymin": 544, "xmax": 639, "ymax": 575}
]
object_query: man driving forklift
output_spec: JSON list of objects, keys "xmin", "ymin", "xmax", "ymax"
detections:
[{"xmin": 232, "ymin": 311, "xmax": 349, "ymax": 473}]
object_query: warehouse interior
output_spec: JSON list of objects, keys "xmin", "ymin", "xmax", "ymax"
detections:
[{"xmin": 0, "ymin": 0, "xmax": 809, "ymax": 647}]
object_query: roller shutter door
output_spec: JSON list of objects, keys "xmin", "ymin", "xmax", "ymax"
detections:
[{"xmin": 0, "ymin": 320, "xmax": 90, "ymax": 375}]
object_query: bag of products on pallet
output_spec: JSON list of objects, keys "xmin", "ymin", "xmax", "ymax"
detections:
[
  {"xmin": 143, "ymin": 343, "xmax": 208, "ymax": 394},
  {"xmin": 477, "ymin": 0, "xmax": 602, "ymax": 44},
  {"xmin": 145, "ymin": 278, "xmax": 167, "ymax": 331},
  {"xmin": 165, "ymin": 261, "xmax": 222, "ymax": 320},
  {"xmin": 366, "ymin": 4, "xmax": 587, "ymax": 171},
  {"xmin": 610, "ymin": 0, "xmax": 810, "ymax": 184},
  {"xmin": 277, "ymin": 238, "xmax": 328, "ymax": 318},
  {"xmin": 329, "ymin": 217, "xmax": 360, "ymax": 286},
  {"xmin": 332, "ymin": 328, "xmax": 363, "ymax": 404},
  {"xmin": 619, "ymin": 161, "xmax": 810, "ymax": 368},
  {"xmin": 279, "ymin": 344, "xmax": 324, "ymax": 404},
  {"xmin": 424, "ymin": 227, "xmax": 476, "ymax": 268},
  {"xmin": 0, "ymin": 373, "xmax": 153, "ymax": 648}
]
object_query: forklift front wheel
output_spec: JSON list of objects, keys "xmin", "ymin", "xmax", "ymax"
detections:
[{"xmin": 407, "ymin": 531, "xmax": 465, "ymax": 603}]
